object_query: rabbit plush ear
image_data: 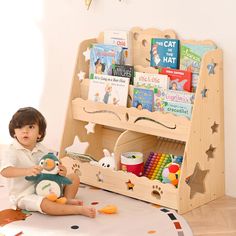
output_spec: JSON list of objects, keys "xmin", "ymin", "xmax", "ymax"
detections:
[
  {"xmin": 90, "ymin": 160, "xmax": 99, "ymax": 166},
  {"xmin": 103, "ymin": 149, "xmax": 111, "ymax": 157}
]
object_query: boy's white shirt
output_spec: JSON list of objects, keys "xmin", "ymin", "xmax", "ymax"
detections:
[{"xmin": 0, "ymin": 139, "xmax": 49, "ymax": 209}]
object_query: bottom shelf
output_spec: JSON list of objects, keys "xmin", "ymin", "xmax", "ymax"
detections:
[{"xmin": 62, "ymin": 156, "xmax": 179, "ymax": 210}]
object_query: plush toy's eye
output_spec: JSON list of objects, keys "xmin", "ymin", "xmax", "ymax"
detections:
[
  {"xmin": 40, "ymin": 160, "xmax": 44, "ymax": 166},
  {"xmin": 55, "ymin": 161, "xmax": 59, "ymax": 166},
  {"xmin": 107, "ymin": 164, "xmax": 110, "ymax": 168},
  {"xmin": 102, "ymin": 163, "xmax": 105, "ymax": 167}
]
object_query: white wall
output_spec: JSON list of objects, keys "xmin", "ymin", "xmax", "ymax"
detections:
[{"xmin": 0, "ymin": 0, "xmax": 235, "ymax": 197}]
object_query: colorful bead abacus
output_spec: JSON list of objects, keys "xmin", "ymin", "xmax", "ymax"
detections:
[{"xmin": 143, "ymin": 152, "xmax": 172, "ymax": 181}]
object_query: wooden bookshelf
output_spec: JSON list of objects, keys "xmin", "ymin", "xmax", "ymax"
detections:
[{"xmin": 59, "ymin": 27, "xmax": 224, "ymax": 214}]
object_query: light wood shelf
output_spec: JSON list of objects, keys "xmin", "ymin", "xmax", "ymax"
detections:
[{"xmin": 59, "ymin": 27, "xmax": 224, "ymax": 214}]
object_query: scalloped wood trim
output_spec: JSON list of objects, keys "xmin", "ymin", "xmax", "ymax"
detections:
[
  {"xmin": 62, "ymin": 156, "xmax": 179, "ymax": 209},
  {"xmin": 72, "ymin": 97, "xmax": 190, "ymax": 142}
]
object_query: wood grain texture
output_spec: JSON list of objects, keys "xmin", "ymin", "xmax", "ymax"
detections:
[{"xmin": 184, "ymin": 196, "xmax": 236, "ymax": 236}]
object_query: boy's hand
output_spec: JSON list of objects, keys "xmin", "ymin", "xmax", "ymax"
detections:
[
  {"xmin": 58, "ymin": 164, "xmax": 67, "ymax": 177},
  {"xmin": 27, "ymin": 165, "xmax": 42, "ymax": 176}
]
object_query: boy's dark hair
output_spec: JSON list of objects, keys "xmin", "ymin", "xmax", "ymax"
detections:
[{"xmin": 9, "ymin": 107, "xmax": 47, "ymax": 142}]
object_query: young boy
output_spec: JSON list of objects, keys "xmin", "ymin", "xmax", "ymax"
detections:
[{"xmin": 0, "ymin": 107, "xmax": 96, "ymax": 218}]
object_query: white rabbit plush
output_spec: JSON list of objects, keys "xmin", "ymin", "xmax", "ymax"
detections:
[{"xmin": 90, "ymin": 149, "xmax": 116, "ymax": 170}]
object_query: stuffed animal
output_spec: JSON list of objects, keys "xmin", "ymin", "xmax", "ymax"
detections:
[
  {"xmin": 90, "ymin": 149, "xmax": 116, "ymax": 170},
  {"xmin": 161, "ymin": 156, "xmax": 183, "ymax": 187},
  {"xmin": 25, "ymin": 153, "xmax": 72, "ymax": 204}
]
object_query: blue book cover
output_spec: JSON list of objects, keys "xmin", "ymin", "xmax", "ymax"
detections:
[
  {"xmin": 132, "ymin": 87, "xmax": 154, "ymax": 112},
  {"xmin": 150, "ymin": 38, "xmax": 180, "ymax": 69},
  {"xmin": 89, "ymin": 44, "xmax": 124, "ymax": 79}
]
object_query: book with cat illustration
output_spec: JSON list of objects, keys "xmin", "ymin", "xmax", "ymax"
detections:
[{"xmin": 150, "ymin": 38, "xmax": 180, "ymax": 69}]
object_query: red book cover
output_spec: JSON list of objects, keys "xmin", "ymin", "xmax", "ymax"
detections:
[{"xmin": 160, "ymin": 68, "xmax": 192, "ymax": 92}]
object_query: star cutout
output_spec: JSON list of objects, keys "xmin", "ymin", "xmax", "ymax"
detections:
[
  {"xmin": 206, "ymin": 144, "xmax": 216, "ymax": 159},
  {"xmin": 85, "ymin": 122, "xmax": 96, "ymax": 134},
  {"xmin": 96, "ymin": 171, "xmax": 103, "ymax": 182},
  {"xmin": 83, "ymin": 47, "xmax": 90, "ymax": 61},
  {"xmin": 65, "ymin": 136, "xmax": 89, "ymax": 155},
  {"xmin": 201, "ymin": 87, "xmax": 208, "ymax": 98},
  {"xmin": 77, "ymin": 71, "xmax": 86, "ymax": 81},
  {"xmin": 211, "ymin": 122, "xmax": 219, "ymax": 134},
  {"xmin": 186, "ymin": 163, "xmax": 209, "ymax": 198},
  {"xmin": 126, "ymin": 179, "xmax": 134, "ymax": 190},
  {"xmin": 207, "ymin": 61, "xmax": 217, "ymax": 75}
]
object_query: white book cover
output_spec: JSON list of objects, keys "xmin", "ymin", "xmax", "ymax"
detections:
[
  {"xmin": 88, "ymin": 74, "xmax": 130, "ymax": 107},
  {"xmin": 104, "ymin": 30, "xmax": 133, "ymax": 65},
  {"xmin": 134, "ymin": 72, "xmax": 169, "ymax": 90}
]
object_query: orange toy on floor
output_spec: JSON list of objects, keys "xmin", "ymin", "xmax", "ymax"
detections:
[{"xmin": 98, "ymin": 205, "xmax": 118, "ymax": 214}]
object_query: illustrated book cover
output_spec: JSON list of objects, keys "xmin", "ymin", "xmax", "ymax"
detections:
[
  {"xmin": 150, "ymin": 38, "xmax": 180, "ymax": 69},
  {"xmin": 154, "ymin": 88, "xmax": 195, "ymax": 104},
  {"xmin": 133, "ymin": 71, "xmax": 169, "ymax": 90},
  {"xmin": 112, "ymin": 64, "xmax": 134, "ymax": 85},
  {"xmin": 179, "ymin": 43, "xmax": 217, "ymax": 92},
  {"xmin": 132, "ymin": 87, "xmax": 154, "ymax": 112},
  {"xmin": 160, "ymin": 68, "xmax": 192, "ymax": 92},
  {"xmin": 104, "ymin": 30, "xmax": 133, "ymax": 65},
  {"xmin": 88, "ymin": 74, "xmax": 130, "ymax": 107},
  {"xmin": 179, "ymin": 43, "xmax": 217, "ymax": 74},
  {"xmin": 89, "ymin": 44, "xmax": 124, "ymax": 79},
  {"xmin": 153, "ymin": 98, "xmax": 192, "ymax": 119}
]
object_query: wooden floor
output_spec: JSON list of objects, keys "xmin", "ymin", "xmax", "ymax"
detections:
[{"xmin": 183, "ymin": 196, "xmax": 236, "ymax": 236}]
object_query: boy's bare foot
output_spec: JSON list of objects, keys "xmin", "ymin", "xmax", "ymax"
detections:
[
  {"xmin": 40, "ymin": 198, "xmax": 96, "ymax": 217},
  {"xmin": 67, "ymin": 198, "xmax": 83, "ymax": 205},
  {"xmin": 78, "ymin": 206, "xmax": 96, "ymax": 218}
]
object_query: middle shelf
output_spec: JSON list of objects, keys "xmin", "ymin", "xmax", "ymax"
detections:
[{"xmin": 72, "ymin": 96, "xmax": 191, "ymax": 142}]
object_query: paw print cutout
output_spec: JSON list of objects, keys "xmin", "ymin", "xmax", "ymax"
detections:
[
  {"xmin": 151, "ymin": 185, "xmax": 163, "ymax": 200},
  {"xmin": 72, "ymin": 163, "xmax": 81, "ymax": 176}
]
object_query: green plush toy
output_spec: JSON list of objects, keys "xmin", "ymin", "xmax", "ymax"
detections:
[{"xmin": 25, "ymin": 153, "xmax": 72, "ymax": 204}]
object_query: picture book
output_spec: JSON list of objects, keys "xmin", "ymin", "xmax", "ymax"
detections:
[
  {"xmin": 154, "ymin": 88, "xmax": 195, "ymax": 104},
  {"xmin": 150, "ymin": 38, "xmax": 180, "ymax": 69},
  {"xmin": 88, "ymin": 74, "xmax": 130, "ymax": 107},
  {"xmin": 179, "ymin": 43, "xmax": 216, "ymax": 92},
  {"xmin": 160, "ymin": 68, "xmax": 192, "ymax": 92},
  {"xmin": 153, "ymin": 98, "xmax": 192, "ymax": 119},
  {"xmin": 132, "ymin": 87, "xmax": 154, "ymax": 112},
  {"xmin": 89, "ymin": 44, "xmax": 124, "ymax": 79},
  {"xmin": 179, "ymin": 43, "xmax": 217, "ymax": 74},
  {"xmin": 112, "ymin": 64, "xmax": 134, "ymax": 85},
  {"xmin": 133, "ymin": 72, "xmax": 169, "ymax": 90},
  {"xmin": 104, "ymin": 30, "xmax": 133, "ymax": 65}
]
